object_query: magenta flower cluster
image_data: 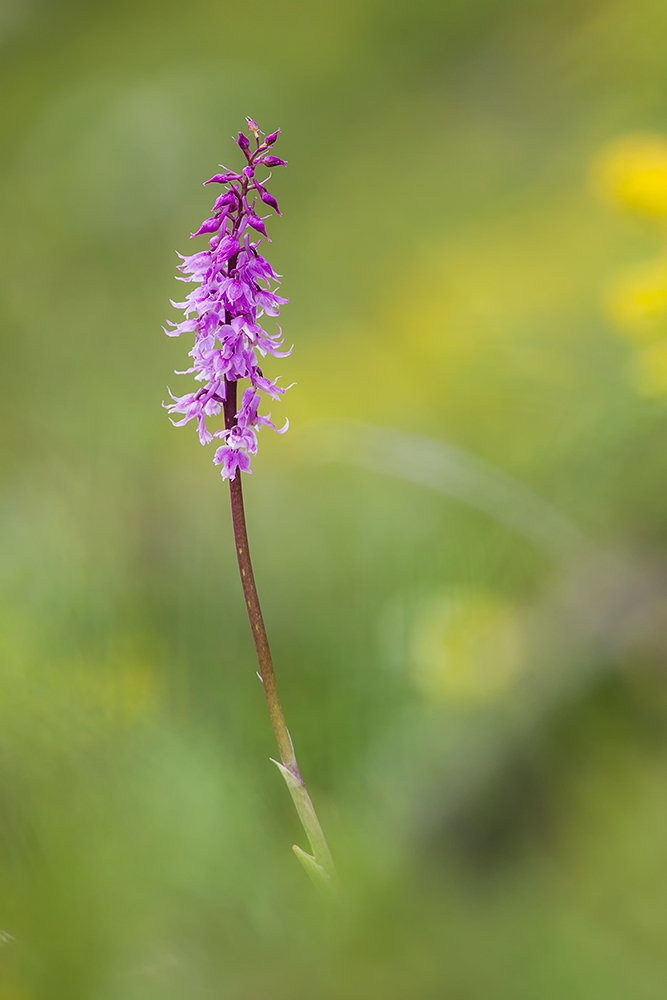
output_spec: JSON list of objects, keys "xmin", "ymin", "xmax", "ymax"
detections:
[{"xmin": 164, "ymin": 118, "xmax": 290, "ymax": 479}]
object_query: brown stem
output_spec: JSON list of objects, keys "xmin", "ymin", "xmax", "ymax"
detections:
[
  {"xmin": 222, "ymin": 379, "xmax": 336, "ymax": 886},
  {"xmin": 223, "ymin": 379, "xmax": 297, "ymax": 771}
]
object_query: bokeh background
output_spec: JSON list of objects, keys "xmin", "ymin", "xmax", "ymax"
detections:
[{"xmin": 4, "ymin": 0, "xmax": 667, "ymax": 996}]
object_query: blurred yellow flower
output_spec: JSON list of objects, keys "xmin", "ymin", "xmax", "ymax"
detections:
[
  {"xmin": 594, "ymin": 134, "xmax": 667, "ymax": 394},
  {"xmin": 606, "ymin": 255, "xmax": 667, "ymax": 344},
  {"xmin": 635, "ymin": 341, "xmax": 667, "ymax": 396},
  {"xmin": 592, "ymin": 134, "xmax": 667, "ymax": 216},
  {"xmin": 603, "ymin": 253, "xmax": 667, "ymax": 394},
  {"xmin": 410, "ymin": 591, "xmax": 523, "ymax": 706}
]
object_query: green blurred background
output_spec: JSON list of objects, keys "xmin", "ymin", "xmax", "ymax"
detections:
[{"xmin": 4, "ymin": 0, "xmax": 667, "ymax": 996}]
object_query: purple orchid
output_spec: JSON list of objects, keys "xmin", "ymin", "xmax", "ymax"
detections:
[
  {"xmin": 164, "ymin": 118, "xmax": 290, "ymax": 479},
  {"xmin": 162, "ymin": 122, "xmax": 336, "ymax": 890}
]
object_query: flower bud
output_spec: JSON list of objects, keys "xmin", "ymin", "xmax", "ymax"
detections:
[
  {"xmin": 259, "ymin": 188, "xmax": 281, "ymax": 215},
  {"xmin": 204, "ymin": 171, "xmax": 239, "ymax": 184},
  {"xmin": 191, "ymin": 216, "xmax": 221, "ymax": 237},
  {"xmin": 237, "ymin": 131, "xmax": 251, "ymax": 151},
  {"xmin": 248, "ymin": 215, "xmax": 269, "ymax": 238},
  {"xmin": 214, "ymin": 191, "xmax": 237, "ymax": 210},
  {"xmin": 262, "ymin": 155, "xmax": 287, "ymax": 168}
]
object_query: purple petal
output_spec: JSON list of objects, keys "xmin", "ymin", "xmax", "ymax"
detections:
[{"xmin": 217, "ymin": 235, "xmax": 240, "ymax": 262}]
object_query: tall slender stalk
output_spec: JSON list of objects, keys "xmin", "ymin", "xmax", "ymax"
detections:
[
  {"xmin": 164, "ymin": 119, "xmax": 332, "ymax": 890},
  {"xmin": 223, "ymin": 380, "xmax": 336, "ymax": 891}
]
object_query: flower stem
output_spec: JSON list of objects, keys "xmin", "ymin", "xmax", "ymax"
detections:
[{"xmin": 223, "ymin": 379, "xmax": 336, "ymax": 891}]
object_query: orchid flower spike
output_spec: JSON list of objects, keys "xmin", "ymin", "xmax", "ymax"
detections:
[{"xmin": 164, "ymin": 120, "xmax": 290, "ymax": 479}]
